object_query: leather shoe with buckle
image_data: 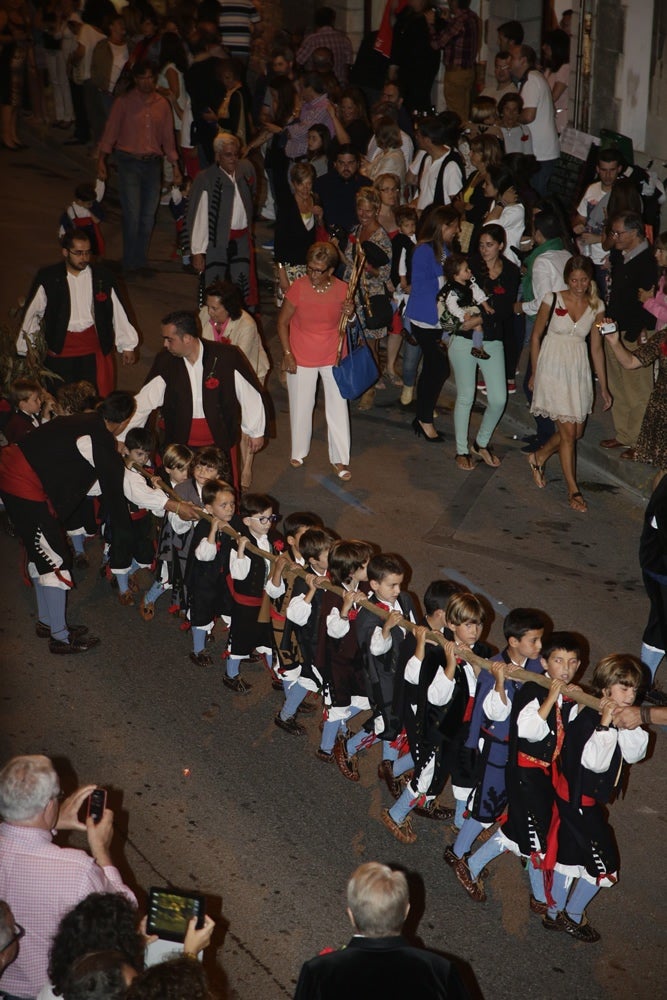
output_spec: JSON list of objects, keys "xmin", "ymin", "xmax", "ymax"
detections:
[
  {"xmin": 529, "ymin": 894, "xmax": 549, "ymax": 915},
  {"xmin": 451, "ymin": 856, "xmax": 486, "ymax": 901},
  {"xmin": 274, "ymin": 713, "xmax": 306, "ymax": 736},
  {"xmin": 333, "ymin": 735, "xmax": 359, "ymax": 782},
  {"xmin": 36, "ymin": 622, "xmax": 88, "ymax": 639},
  {"xmin": 49, "ymin": 634, "xmax": 101, "ymax": 655},
  {"xmin": 381, "ymin": 808, "xmax": 417, "ymax": 844}
]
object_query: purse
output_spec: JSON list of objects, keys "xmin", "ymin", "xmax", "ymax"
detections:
[
  {"xmin": 362, "ymin": 292, "xmax": 394, "ymax": 330},
  {"xmin": 332, "ymin": 318, "xmax": 379, "ymax": 400}
]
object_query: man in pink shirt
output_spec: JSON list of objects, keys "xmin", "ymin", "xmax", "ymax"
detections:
[
  {"xmin": 0, "ymin": 755, "xmax": 136, "ymax": 1000},
  {"xmin": 98, "ymin": 61, "xmax": 182, "ymax": 277}
]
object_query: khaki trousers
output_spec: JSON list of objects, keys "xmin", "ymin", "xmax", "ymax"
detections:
[
  {"xmin": 605, "ymin": 335, "xmax": 654, "ymax": 445},
  {"xmin": 443, "ymin": 66, "xmax": 476, "ymax": 122}
]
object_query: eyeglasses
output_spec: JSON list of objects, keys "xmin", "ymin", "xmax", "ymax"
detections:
[
  {"xmin": 306, "ymin": 266, "xmax": 328, "ymax": 275},
  {"xmin": 610, "ymin": 230, "xmax": 627, "ymax": 238},
  {"xmin": 1, "ymin": 923, "xmax": 24, "ymax": 951},
  {"xmin": 69, "ymin": 249, "xmax": 91, "ymax": 256},
  {"xmin": 251, "ymin": 514, "xmax": 279, "ymax": 523}
]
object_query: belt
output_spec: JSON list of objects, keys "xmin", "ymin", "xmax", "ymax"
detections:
[{"xmin": 119, "ymin": 151, "xmax": 161, "ymax": 161}]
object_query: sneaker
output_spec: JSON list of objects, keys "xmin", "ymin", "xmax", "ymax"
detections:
[
  {"xmin": 507, "ymin": 379, "xmax": 517, "ymax": 394},
  {"xmin": 274, "ymin": 713, "xmax": 306, "ymax": 736},
  {"xmin": 380, "ymin": 807, "xmax": 417, "ymax": 844},
  {"xmin": 260, "ymin": 239, "xmax": 274, "ymax": 251},
  {"xmin": 222, "ymin": 674, "xmax": 251, "ymax": 695}
]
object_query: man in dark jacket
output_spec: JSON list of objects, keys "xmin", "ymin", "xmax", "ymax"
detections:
[
  {"xmin": 294, "ymin": 862, "xmax": 470, "ymax": 999},
  {"xmin": 602, "ymin": 211, "xmax": 658, "ymax": 456}
]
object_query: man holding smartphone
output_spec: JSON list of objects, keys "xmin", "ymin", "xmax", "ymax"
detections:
[{"xmin": 0, "ymin": 755, "xmax": 136, "ymax": 1000}]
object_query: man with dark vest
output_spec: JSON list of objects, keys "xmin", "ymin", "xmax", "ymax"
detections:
[
  {"xmin": 123, "ymin": 310, "xmax": 265, "ymax": 487},
  {"xmin": 188, "ymin": 132, "xmax": 258, "ymax": 307},
  {"xmin": 415, "ymin": 113, "xmax": 464, "ymax": 212},
  {"xmin": 18, "ymin": 229, "xmax": 138, "ymax": 396},
  {"xmin": 0, "ymin": 392, "xmax": 138, "ymax": 653}
]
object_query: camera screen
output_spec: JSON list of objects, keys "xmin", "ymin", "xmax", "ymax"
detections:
[{"xmin": 147, "ymin": 891, "xmax": 200, "ymax": 940}]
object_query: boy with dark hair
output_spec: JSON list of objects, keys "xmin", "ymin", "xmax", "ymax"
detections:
[
  {"xmin": 445, "ymin": 607, "xmax": 545, "ymax": 901},
  {"xmin": 455, "ymin": 631, "xmax": 582, "ymax": 913},
  {"xmin": 58, "ymin": 179, "xmax": 106, "ymax": 256},
  {"xmin": 4, "ymin": 379, "xmax": 55, "ymax": 444},
  {"xmin": 333, "ymin": 554, "xmax": 416, "ymax": 789}
]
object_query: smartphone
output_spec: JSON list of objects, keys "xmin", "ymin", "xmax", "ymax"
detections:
[
  {"xmin": 146, "ymin": 887, "xmax": 205, "ymax": 943},
  {"xmin": 87, "ymin": 788, "xmax": 106, "ymax": 824}
]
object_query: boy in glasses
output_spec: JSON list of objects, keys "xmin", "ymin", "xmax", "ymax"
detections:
[{"xmin": 224, "ymin": 493, "xmax": 282, "ymax": 694}]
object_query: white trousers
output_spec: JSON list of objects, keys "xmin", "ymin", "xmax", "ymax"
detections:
[
  {"xmin": 287, "ymin": 365, "xmax": 350, "ymax": 465},
  {"xmin": 45, "ymin": 50, "xmax": 74, "ymax": 122}
]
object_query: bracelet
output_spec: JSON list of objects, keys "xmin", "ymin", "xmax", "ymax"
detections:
[
  {"xmin": 640, "ymin": 704, "xmax": 652, "ymax": 725},
  {"xmin": 340, "ymin": 614, "xmax": 348, "ymax": 620},
  {"xmin": 183, "ymin": 951, "xmax": 198, "ymax": 960},
  {"xmin": 596, "ymin": 724, "xmax": 610, "ymax": 731}
]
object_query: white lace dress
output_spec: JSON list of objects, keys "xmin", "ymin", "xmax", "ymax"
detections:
[{"xmin": 531, "ymin": 293, "xmax": 597, "ymax": 424}]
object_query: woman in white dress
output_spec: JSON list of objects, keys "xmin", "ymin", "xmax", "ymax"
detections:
[{"xmin": 527, "ymin": 256, "xmax": 610, "ymax": 512}]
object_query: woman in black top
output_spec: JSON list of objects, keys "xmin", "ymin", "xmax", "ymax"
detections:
[{"xmin": 275, "ymin": 161, "xmax": 322, "ymax": 298}]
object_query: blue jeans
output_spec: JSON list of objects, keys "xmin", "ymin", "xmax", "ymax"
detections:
[
  {"xmin": 448, "ymin": 336, "xmax": 507, "ymax": 454},
  {"xmin": 401, "ymin": 334, "xmax": 422, "ymax": 389},
  {"xmin": 115, "ymin": 151, "xmax": 162, "ymax": 270}
]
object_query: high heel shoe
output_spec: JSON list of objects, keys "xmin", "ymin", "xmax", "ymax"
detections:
[{"xmin": 412, "ymin": 418, "xmax": 444, "ymax": 442}]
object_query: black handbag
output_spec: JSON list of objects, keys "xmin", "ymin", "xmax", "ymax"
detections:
[
  {"xmin": 362, "ymin": 292, "xmax": 394, "ymax": 330},
  {"xmin": 333, "ymin": 319, "xmax": 379, "ymax": 400}
]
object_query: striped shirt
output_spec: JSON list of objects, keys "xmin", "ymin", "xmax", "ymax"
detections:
[{"xmin": 217, "ymin": 0, "xmax": 260, "ymax": 57}]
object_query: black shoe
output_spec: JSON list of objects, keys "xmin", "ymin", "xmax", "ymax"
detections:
[
  {"xmin": 49, "ymin": 634, "xmax": 101, "ymax": 654},
  {"xmin": 36, "ymin": 622, "xmax": 89, "ymax": 639},
  {"xmin": 411, "ymin": 418, "xmax": 444, "ymax": 442},
  {"xmin": 274, "ymin": 713, "xmax": 306, "ymax": 736}
]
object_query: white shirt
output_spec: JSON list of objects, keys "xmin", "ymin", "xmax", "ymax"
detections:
[
  {"xmin": 123, "ymin": 339, "xmax": 265, "ymax": 441},
  {"xmin": 520, "ymin": 249, "xmax": 571, "ymax": 315},
  {"xmin": 576, "ymin": 181, "xmax": 610, "ymax": 266},
  {"xmin": 417, "ymin": 151, "xmax": 463, "ymax": 211},
  {"xmin": 18, "ymin": 267, "xmax": 138, "ymax": 354},
  {"xmin": 123, "ymin": 468, "xmax": 168, "ymax": 516},
  {"xmin": 484, "ymin": 203, "xmax": 525, "ymax": 265},
  {"xmin": 190, "ymin": 171, "xmax": 248, "ymax": 255},
  {"xmin": 367, "ymin": 129, "xmax": 414, "ymax": 171},
  {"xmin": 519, "ymin": 70, "xmax": 560, "ymax": 162}
]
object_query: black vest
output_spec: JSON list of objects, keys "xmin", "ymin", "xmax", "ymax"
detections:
[{"xmin": 25, "ymin": 262, "xmax": 119, "ymax": 355}]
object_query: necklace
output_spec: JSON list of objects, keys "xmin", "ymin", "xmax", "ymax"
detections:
[{"xmin": 311, "ymin": 280, "xmax": 332, "ymax": 293}]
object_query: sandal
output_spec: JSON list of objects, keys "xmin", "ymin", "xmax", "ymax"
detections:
[
  {"xmin": 568, "ymin": 491, "xmax": 588, "ymax": 513},
  {"xmin": 331, "ymin": 463, "xmax": 352, "ymax": 481},
  {"xmin": 455, "ymin": 454, "xmax": 474, "ymax": 471},
  {"xmin": 139, "ymin": 598, "xmax": 155, "ymax": 621},
  {"xmin": 289, "ymin": 458, "xmax": 304, "ymax": 468},
  {"xmin": 527, "ymin": 453, "xmax": 546, "ymax": 489},
  {"xmin": 471, "ymin": 440, "xmax": 501, "ymax": 467},
  {"xmin": 384, "ymin": 371, "xmax": 404, "ymax": 387}
]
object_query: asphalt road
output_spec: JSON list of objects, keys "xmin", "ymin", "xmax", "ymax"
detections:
[{"xmin": 0, "ymin": 132, "xmax": 665, "ymax": 1000}]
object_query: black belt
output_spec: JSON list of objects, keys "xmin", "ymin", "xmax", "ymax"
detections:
[{"xmin": 120, "ymin": 151, "xmax": 161, "ymax": 161}]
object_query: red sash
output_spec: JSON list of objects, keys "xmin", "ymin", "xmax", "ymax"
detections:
[
  {"xmin": 188, "ymin": 418, "xmax": 215, "ymax": 447},
  {"xmin": 49, "ymin": 325, "xmax": 114, "ymax": 397},
  {"xmin": 0, "ymin": 445, "xmax": 47, "ymax": 501}
]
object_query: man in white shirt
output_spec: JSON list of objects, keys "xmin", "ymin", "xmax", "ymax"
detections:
[
  {"xmin": 481, "ymin": 51, "xmax": 517, "ymax": 100},
  {"xmin": 572, "ymin": 147, "xmax": 623, "ymax": 296},
  {"xmin": 511, "ymin": 45, "xmax": 560, "ymax": 195},
  {"xmin": 18, "ymin": 230, "xmax": 138, "ymax": 396},
  {"xmin": 414, "ymin": 113, "xmax": 464, "ymax": 212}
]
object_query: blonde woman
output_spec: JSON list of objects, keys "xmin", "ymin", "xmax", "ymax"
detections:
[{"xmin": 528, "ymin": 256, "xmax": 611, "ymax": 512}]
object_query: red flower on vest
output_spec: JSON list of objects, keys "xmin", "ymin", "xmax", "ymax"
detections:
[
  {"xmin": 493, "ymin": 285, "xmax": 505, "ymax": 295},
  {"xmin": 205, "ymin": 377, "xmax": 219, "ymax": 390},
  {"xmin": 273, "ymin": 539, "xmax": 285, "ymax": 552},
  {"xmin": 95, "ymin": 291, "xmax": 108, "ymax": 302},
  {"xmin": 555, "ymin": 306, "xmax": 568, "ymax": 316}
]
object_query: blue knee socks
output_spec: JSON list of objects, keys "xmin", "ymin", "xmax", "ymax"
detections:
[
  {"xmin": 528, "ymin": 859, "xmax": 546, "ymax": 902},
  {"xmin": 281, "ymin": 681, "xmax": 307, "ymax": 721},
  {"xmin": 547, "ymin": 871, "xmax": 571, "ymax": 919},
  {"xmin": 34, "ymin": 579, "xmax": 50, "ymax": 628},
  {"xmin": 453, "ymin": 817, "xmax": 485, "ymax": 858},
  {"xmin": 144, "ymin": 579, "xmax": 165, "ymax": 605},
  {"xmin": 393, "ymin": 752, "xmax": 414, "ymax": 777},
  {"xmin": 69, "ymin": 533, "xmax": 85, "ymax": 555},
  {"xmin": 565, "ymin": 878, "xmax": 600, "ymax": 923},
  {"xmin": 226, "ymin": 656, "xmax": 241, "ymax": 678},
  {"xmin": 454, "ymin": 797, "xmax": 468, "ymax": 829},
  {"xmin": 389, "ymin": 785, "xmax": 415, "ymax": 825},
  {"xmin": 468, "ymin": 830, "xmax": 505, "ymax": 880},
  {"xmin": 192, "ymin": 628, "xmax": 207, "ymax": 654},
  {"xmin": 382, "ymin": 740, "xmax": 398, "ymax": 762},
  {"xmin": 42, "ymin": 585, "xmax": 68, "ymax": 641},
  {"xmin": 320, "ymin": 718, "xmax": 340, "ymax": 753}
]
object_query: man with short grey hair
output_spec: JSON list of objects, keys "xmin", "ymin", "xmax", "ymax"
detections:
[
  {"xmin": 0, "ymin": 755, "xmax": 135, "ymax": 1000},
  {"xmin": 294, "ymin": 862, "xmax": 470, "ymax": 998}
]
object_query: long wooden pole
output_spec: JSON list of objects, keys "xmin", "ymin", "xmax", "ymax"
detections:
[{"xmin": 131, "ymin": 464, "xmax": 602, "ymax": 713}]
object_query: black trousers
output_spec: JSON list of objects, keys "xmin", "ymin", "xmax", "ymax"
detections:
[{"xmin": 411, "ymin": 322, "xmax": 450, "ymax": 423}]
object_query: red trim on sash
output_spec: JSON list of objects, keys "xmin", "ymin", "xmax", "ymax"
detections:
[
  {"xmin": 517, "ymin": 752, "xmax": 550, "ymax": 771},
  {"xmin": 130, "ymin": 509, "xmax": 148, "ymax": 521},
  {"xmin": 462, "ymin": 694, "xmax": 474, "ymax": 723},
  {"xmin": 0, "ymin": 446, "xmax": 48, "ymax": 501},
  {"xmin": 188, "ymin": 418, "xmax": 215, "ymax": 447}
]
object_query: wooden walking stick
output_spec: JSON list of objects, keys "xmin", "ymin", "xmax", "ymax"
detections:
[{"xmin": 130, "ymin": 463, "xmax": 602, "ymax": 714}]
